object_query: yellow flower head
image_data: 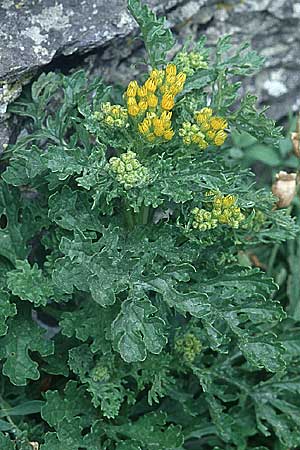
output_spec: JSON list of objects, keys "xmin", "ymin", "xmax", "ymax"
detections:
[
  {"xmin": 166, "ymin": 64, "xmax": 177, "ymax": 77},
  {"xmin": 147, "ymin": 93, "xmax": 158, "ymax": 108},
  {"xmin": 214, "ymin": 130, "xmax": 227, "ymax": 146},
  {"xmin": 210, "ymin": 117, "xmax": 228, "ymax": 131},
  {"xmin": 126, "ymin": 80, "xmax": 138, "ymax": 97},
  {"xmin": 161, "ymin": 93, "xmax": 175, "ymax": 111}
]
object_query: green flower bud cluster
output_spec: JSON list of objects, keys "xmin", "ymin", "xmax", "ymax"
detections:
[
  {"xmin": 91, "ymin": 364, "xmax": 109, "ymax": 382},
  {"xmin": 94, "ymin": 102, "xmax": 128, "ymax": 128},
  {"xmin": 179, "ymin": 121, "xmax": 209, "ymax": 149},
  {"xmin": 191, "ymin": 207, "xmax": 218, "ymax": 231},
  {"xmin": 109, "ymin": 150, "xmax": 149, "ymax": 190},
  {"xmin": 175, "ymin": 333, "xmax": 202, "ymax": 363},
  {"xmin": 192, "ymin": 194, "xmax": 245, "ymax": 231},
  {"xmin": 242, "ymin": 209, "xmax": 266, "ymax": 232},
  {"xmin": 176, "ymin": 51, "xmax": 208, "ymax": 76}
]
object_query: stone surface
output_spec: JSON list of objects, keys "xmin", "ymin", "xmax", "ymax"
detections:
[
  {"xmin": 0, "ymin": 0, "xmax": 181, "ymax": 83},
  {"xmin": 0, "ymin": 0, "xmax": 299, "ymax": 130}
]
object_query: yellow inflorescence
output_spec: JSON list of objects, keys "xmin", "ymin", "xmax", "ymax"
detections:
[
  {"xmin": 124, "ymin": 64, "xmax": 186, "ymax": 143},
  {"xmin": 176, "ymin": 51, "xmax": 208, "ymax": 75},
  {"xmin": 109, "ymin": 150, "xmax": 149, "ymax": 190},
  {"xmin": 192, "ymin": 193, "xmax": 245, "ymax": 231},
  {"xmin": 179, "ymin": 107, "xmax": 228, "ymax": 150},
  {"xmin": 175, "ymin": 333, "xmax": 202, "ymax": 363},
  {"xmin": 94, "ymin": 102, "xmax": 128, "ymax": 128}
]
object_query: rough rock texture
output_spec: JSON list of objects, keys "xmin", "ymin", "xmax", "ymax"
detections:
[{"xmin": 0, "ymin": 0, "xmax": 300, "ymax": 149}]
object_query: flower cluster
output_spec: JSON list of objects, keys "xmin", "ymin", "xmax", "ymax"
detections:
[
  {"xmin": 179, "ymin": 107, "xmax": 228, "ymax": 150},
  {"xmin": 94, "ymin": 102, "xmax": 128, "ymax": 128},
  {"xmin": 125, "ymin": 64, "xmax": 186, "ymax": 143},
  {"xmin": 91, "ymin": 364, "xmax": 109, "ymax": 382},
  {"xmin": 175, "ymin": 51, "xmax": 208, "ymax": 75},
  {"xmin": 175, "ymin": 333, "xmax": 202, "ymax": 363},
  {"xmin": 109, "ymin": 150, "xmax": 149, "ymax": 189},
  {"xmin": 192, "ymin": 193, "xmax": 245, "ymax": 231}
]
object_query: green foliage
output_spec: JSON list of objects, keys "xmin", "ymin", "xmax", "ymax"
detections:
[{"xmin": 0, "ymin": 1, "xmax": 298, "ymax": 449}]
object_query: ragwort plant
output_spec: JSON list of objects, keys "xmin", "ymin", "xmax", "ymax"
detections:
[{"xmin": 0, "ymin": 1, "xmax": 299, "ymax": 449}]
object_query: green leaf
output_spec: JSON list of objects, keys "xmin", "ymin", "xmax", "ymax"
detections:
[
  {"xmin": 0, "ymin": 433, "xmax": 14, "ymax": 449},
  {"xmin": 128, "ymin": 0, "xmax": 175, "ymax": 66},
  {"xmin": 245, "ymin": 144, "xmax": 282, "ymax": 166},
  {"xmin": 7, "ymin": 260, "xmax": 54, "ymax": 307},
  {"xmin": 41, "ymin": 380, "xmax": 96, "ymax": 428},
  {"xmin": 0, "ymin": 420, "xmax": 13, "ymax": 432},
  {"xmin": 112, "ymin": 295, "xmax": 167, "ymax": 363},
  {"xmin": 0, "ymin": 313, "xmax": 54, "ymax": 385},
  {"xmin": 48, "ymin": 186, "xmax": 102, "ymax": 232},
  {"xmin": 68, "ymin": 345, "xmax": 126, "ymax": 418},
  {"xmin": 60, "ymin": 300, "xmax": 112, "ymax": 353},
  {"xmin": 113, "ymin": 411, "xmax": 183, "ymax": 449},
  {"xmin": 0, "ymin": 400, "xmax": 44, "ymax": 418},
  {"xmin": 0, "ymin": 293, "xmax": 17, "ymax": 336},
  {"xmin": 0, "ymin": 184, "xmax": 29, "ymax": 263},
  {"xmin": 287, "ymin": 236, "xmax": 300, "ymax": 320},
  {"xmin": 239, "ymin": 334, "xmax": 285, "ymax": 372}
]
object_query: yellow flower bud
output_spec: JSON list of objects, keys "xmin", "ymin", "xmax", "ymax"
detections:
[
  {"xmin": 150, "ymin": 69, "xmax": 159, "ymax": 79},
  {"xmin": 105, "ymin": 116, "xmax": 114, "ymax": 126},
  {"xmin": 161, "ymin": 111, "xmax": 172, "ymax": 122},
  {"xmin": 128, "ymin": 105, "xmax": 140, "ymax": 116},
  {"xmin": 164, "ymin": 129, "xmax": 174, "ymax": 140},
  {"xmin": 145, "ymin": 78, "xmax": 157, "ymax": 93},
  {"xmin": 137, "ymin": 85, "xmax": 148, "ymax": 98},
  {"xmin": 200, "ymin": 107, "xmax": 213, "ymax": 117},
  {"xmin": 127, "ymin": 97, "xmax": 137, "ymax": 107},
  {"xmin": 198, "ymin": 138, "xmax": 208, "ymax": 149},
  {"xmin": 154, "ymin": 126, "xmax": 165, "ymax": 137},
  {"xmin": 222, "ymin": 195, "xmax": 236, "ymax": 208},
  {"xmin": 206, "ymin": 130, "xmax": 216, "ymax": 140},
  {"xmin": 200, "ymin": 121, "xmax": 210, "ymax": 132},
  {"xmin": 126, "ymin": 80, "xmax": 138, "ymax": 97},
  {"xmin": 138, "ymin": 99, "xmax": 148, "ymax": 112},
  {"xmin": 138, "ymin": 118, "xmax": 151, "ymax": 134},
  {"xmin": 147, "ymin": 93, "xmax": 158, "ymax": 108},
  {"xmin": 166, "ymin": 74, "xmax": 177, "ymax": 85},
  {"xmin": 166, "ymin": 64, "xmax": 177, "ymax": 76},
  {"xmin": 169, "ymin": 84, "xmax": 180, "ymax": 95},
  {"xmin": 176, "ymin": 72, "xmax": 186, "ymax": 85},
  {"xmin": 147, "ymin": 133, "xmax": 156, "ymax": 142},
  {"xmin": 161, "ymin": 93, "xmax": 175, "ymax": 110}
]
